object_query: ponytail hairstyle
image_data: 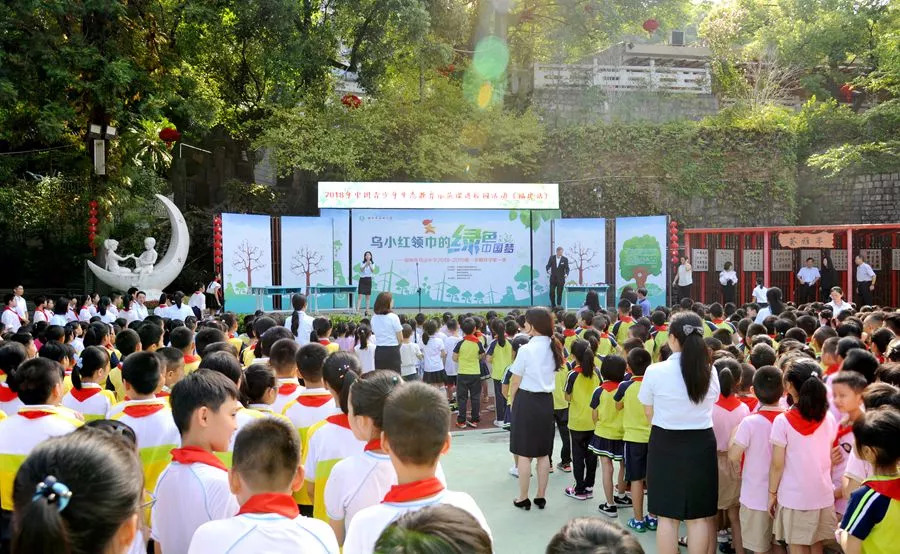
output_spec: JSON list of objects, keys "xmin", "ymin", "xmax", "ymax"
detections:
[
  {"xmin": 490, "ymin": 319, "xmax": 507, "ymax": 348},
  {"xmin": 714, "ymin": 358, "xmax": 742, "ymax": 398},
  {"xmin": 121, "ymin": 295, "xmax": 133, "ymax": 312},
  {"xmin": 240, "ymin": 364, "xmax": 278, "ymax": 406},
  {"xmin": 356, "ymin": 324, "xmax": 371, "ymax": 350},
  {"xmin": 72, "ymin": 346, "xmax": 110, "ymax": 391},
  {"xmin": 77, "ymin": 294, "xmax": 91, "ymax": 310},
  {"xmin": 11, "ymin": 427, "xmax": 143, "ymax": 554},
  {"xmin": 173, "ymin": 291, "xmax": 185, "ymax": 309},
  {"xmin": 570, "ymin": 339, "xmax": 595, "ymax": 379},
  {"xmin": 422, "ymin": 320, "xmax": 438, "ymax": 346},
  {"xmin": 289, "ymin": 294, "xmax": 307, "ymax": 337},
  {"xmin": 322, "ymin": 352, "xmax": 361, "ymax": 414},
  {"xmin": 97, "ymin": 297, "xmax": 111, "ymax": 317},
  {"xmin": 784, "ymin": 359, "xmax": 828, "ymax": 422},
  {"xmin": 350, "ymin": 370, "xmax": 404, "ymax": 432},
  {"xmin": 766, "ymin": 287, "xmax": 784, "ymax": 316},
  {"xmin": 669, "ymin": 312, "xmax": 712, "ymax": 404},
  {"xmin": 82, "ymin": 322, "xmax": 110, "ymax": 349},
  {"xmin": 525, "ymin": 307, "xmax": 565, "ymax": 370}
]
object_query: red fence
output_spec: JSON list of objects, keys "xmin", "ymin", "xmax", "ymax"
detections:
[{"xmin": 681, "ymin": 225, "xmax": 900, "ymax": 308}]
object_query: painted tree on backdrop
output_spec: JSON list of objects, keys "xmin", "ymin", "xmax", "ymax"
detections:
[
  {"xmin": 233, "ymin": 240, "xmax": 266, "ymax": 288},
  {"xmin": 291, "ymin": 247, "xmax": 325, "ymax": 294},
  {"xmin": 568, "ymin": 242, "xmax": 600, "ymax": 285},
  {"xmin": 619, "ymin": 235, "xmax": 662, "ymax": 289}
]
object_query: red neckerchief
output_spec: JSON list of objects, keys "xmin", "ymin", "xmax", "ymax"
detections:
[
  {"xmin": 326, "ymin": 413, "xmax": 352, "ymax": 429},
  {"xmin": 738, "ymin": 395, "xmax": 759, "ymax": 412},
  {"xmin": 463, "ymin": 334, "xmax": 479, "ymax": 343},
  {"xmin": 18, "ymin": 407, "xmax": 57, "ymax": 419},
  {"xmin": 156, "ymin": 390, "xmax": 171, "ymax": 398},
  {"xmin": 475, "ymin": 331, "xmax": 483, "ymax": 338},
  {"xmin": 768, "ymin": 334, "xmax": 777, "ymax": 340},
  {"xmin": 619, "ymin": 316, "xmax": 633, "ymax": 323},
  {"xmin": 122, "ymin": 402, "xmax": 167, "ymax": 418},
  {"xmin": 278, "ymin": 382, "xmax": 299, "ymax": 396},
  {"xmin": 716, "ymin": 394, "xmax": 743, "ymax": 411},
  {"xmin": 824, "ymin": 363, "xmax": 841, "ymax": 377},
  {"xmin": 654, "ymin": 325, "xmax": 668, "ymax": 332},
  {"xmin": 69, "ymin": 387, "xmax": 102, "ymax": 402},
  {"xmin": 3, "ymin": 307, "xmax": 15, "ymax": 314},
  {"xmin": 170, "ymin": 446, "xmax": 227, "ymax": 471},
  {"xmin": 318, "ymin": 339, "xmax": 331, "ymax": 346},
  {"xmin": 572, "ymin": 365, "xmax": 583, "ymax": 374},
  {"xmin": 877, "ymin": 354, "xmax": 885, "ymax": 364},
  {"xmin": 833, "ymin": 423, "xmax": 854, "ymax": 447},
  {"xmin": 712, "ymin": 318, "xmax": 725, "ymax": 325},
  {"xmin": 0, "ymin": 384, "xmax": 17, "ymax": 402},
  {"xmin": 758, "ymin": 408, "xmax": 783, "ymax": 424},
  {"xmin": 295, "ymin": 393, "xmax": 332, "ymax": 407},
  {"xmin": 364, "ymin": 438, "xmax": 382, "ymax": 452},
  {"xmin": 601, "ymin": 381, "xmax": 618, "ymax": 393},
  {"xmin": 237, "ymin": 493, "xmax": 299, "ymax": 518},
  {"xmin": 630, "ymin": 376, "xmax": 644, "ymax": 382},
  {"xmin": 599, "ymin": 332, "xmax": 610, "ymax": 339},
  {"xmin": 382, "ymin": 477, "xmax": 445, "ymax": 503},
  {"xmin": 67, "ymin": 309, "xmax": 77, "ymax": 320},
  {"xmin": 785, "ymin": 407, "xmax": 823, "ymax": 436},
  {"xmin": 184, "ymin": 354, "xmax": 199, "ymax": 364},
  {"xmin": 563, "ymin": 329, "xmax": 577, "ymax": 337},
  {"xmin": 866, "ymin": 477, "xmax": 900, "ymax": 501}
]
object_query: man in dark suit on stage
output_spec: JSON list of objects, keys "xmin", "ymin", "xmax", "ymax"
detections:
[{"xmin": 546, "ymin": 246, "xmax": 570, "ymax": 309}]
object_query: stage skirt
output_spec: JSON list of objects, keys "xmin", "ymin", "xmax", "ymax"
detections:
[
  {"xmin": 357, "ymin": 277, "xmax": 372, "ymax": 296},
  {"xmin": 647, "ymin": 425, "xmax": 717, "ymax": 521},
  {"xmin": 509, "ymin": 390, "xmax": 554, "ymax": 458}
]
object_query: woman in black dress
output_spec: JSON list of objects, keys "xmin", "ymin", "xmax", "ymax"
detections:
[{"xmin": 820, "ymin": 255, "xmax": 836, "ymax": 302}]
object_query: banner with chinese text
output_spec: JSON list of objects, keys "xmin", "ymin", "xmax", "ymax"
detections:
[
  {"xmin": 320, "ymin": 182, "xmax": 559, "ymax": 210},
  {"xmin": 351, "ymin": 209, "xmax": 536, "ymax": 307}
]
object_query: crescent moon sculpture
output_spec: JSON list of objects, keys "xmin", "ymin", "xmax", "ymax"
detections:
[{"xmin": 87, "ymin": 194, "xmax": 190, "ymax": 299}]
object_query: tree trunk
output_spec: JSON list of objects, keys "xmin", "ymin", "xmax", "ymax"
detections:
[
  {"xmin": 247, "ymin": 266, "xmax": 252, "ymax": 287},
  {"xmin": 633, "ymin": 267, "xmax": 649, "ymax": 289}
]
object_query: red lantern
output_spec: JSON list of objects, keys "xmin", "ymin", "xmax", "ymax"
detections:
[
  {"xmin": 214, "ymin": 256, "xmax": 223, "ymax": 265},
  {"xmin": 158, "ymin": 127, "xmax": 181, "ymax": 147},
  {"xmin": 341, "ymin": 94, "xmax": 362, "ymax": 109},
  {"xmin": 642, "ymin": 19, "xmax": 659, "ymax": 34}
]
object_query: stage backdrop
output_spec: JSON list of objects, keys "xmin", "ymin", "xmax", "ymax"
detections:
[
  {"xmin": 554, "ymin": 218, "xmax": 607, "ymax": 307},
  {"xmin": 222, "ymin": 213, "xmax": 273, "ymax": 313},
  {"xmin": 351, "ymin": 209, "xmax": 536, "ymax": 308},
  {"xmin": 615, "ymin": 216, "xmax": 667, "ymax": 309},
  {"xmin": 280, "ymin": 216, "xmax": 337, "ymax": 307}
]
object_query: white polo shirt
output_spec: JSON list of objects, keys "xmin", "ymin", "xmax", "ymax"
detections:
[
  {"xmin": 509, "ymin": 335, "xmax": 557, "ymax": 393},
  {"xmin": 826, "ymin": 300, "xmax": 852, "ymax": 316},
  {"xmin": 343, "ymin": 489, "xmax": 491, "ymax": 554},
  {"xmin": 134, "ymin": 303, "xmax": 148, "ymax": 321},
  {"xmin": 1, "ymin": 308, "xmax": 21, "ymax": 333},
  {"xmin": 752, "ymin": 286, "xmax": 768, "ymax": 304},
  {"xmin": 371, "ymin": 313, "xmax": 402, "ymax": 347},
  {"xmin": 797, "ymin": 266, "xmax": 821, "ymax": 284},
  {"xmin": 305, "ymin": 417, "xmax": 365, "ymax": 483},
  {"xmin": 272, "ymin": 378, "xmax": 304, "ymax": 414},
  {"xmin": 856, "ymin": 262, "xmax": 875, "ymax": 282},
  {"xmin": 151, "ymin": 458, "xmax": 239, "ymax": 554},
  {"xmin": 14, "ymin": 295, "xmax": 27, "ymax": 321},
  {"xmin": 638, "ymin": 352, "xmax": 720, "ymax": 430},
  {"xmin": 188, "ymin": 509, "xmax": 339, "ymax": 554},
  {"xmin": 33, "ymin": 309, "xmax": 49, "ymax": 324}
]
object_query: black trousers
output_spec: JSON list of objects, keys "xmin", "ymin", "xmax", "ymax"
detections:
[
  {"xmin": 553, "ymin": 408, "xmax": 571, "ymax": 465},
  {"xmin": 678, "ymin": 284, "xmax": 693, "ymax": 302},
  {"xmin": 570, "ymin": 429, "xmax": 597, "ymax": 493},
  {"xmin": 721, "ymin": 283, "xmax": 735, "ymax": 305},
  {"xmin": 798, "ymin": 283, "xmax": 816, "ymax": 305},
  {"xmin": 549, "ymin": 281, "xmax": 564, "ymax": 307},
  {"xmin": 857, "ymin": 281, "xmax": 874, "ymax": 307},
  {"xmin": 456, "ymin": 374, "xmax": 481, "ymax": 423}
]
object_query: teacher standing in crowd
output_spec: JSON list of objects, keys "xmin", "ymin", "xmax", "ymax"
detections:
[
  {"xmin": 546, "ymin": 247, "xmax": 569, "ymax": 310},
  {"xmin": 371, "ymin": 292, "xmax": 403, "ymax": 372},
  {"xmin": 819, "ymin": 255, "xmax": 836, "ymax": 302},
  {"xmin": 508, "ymin": 307, "xmax": 564, "ymax": 511},
  {"xmin": 855, "ymin": 254, "xmax": 876, "ymax": 306},
  {"xmin": 718, "ymin": 261, "xmax": 737, "ymax": 305},
  {"xmin": 639, "ymin": 312, "xmax": 720, "ymax": 554},
  {"xmin": 673, "ymin": 256, "xmax": 693, "ymax": 302},
  {"xmin": 796, "ymin": 257, "xmax": 820, "ymax": 305}
]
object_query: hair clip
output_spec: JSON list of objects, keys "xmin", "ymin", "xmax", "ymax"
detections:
[
  {"xmin": 682, "ymin": 324, "xmax": 702, "ymax": 336},
  {"xmin": 33, "ymin": 476, "xmax": 72, "ymax": 512}
]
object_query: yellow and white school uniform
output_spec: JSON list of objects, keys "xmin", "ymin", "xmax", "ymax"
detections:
[
  {"xmin": 229, "ymin": 405, "xmax": 290, "ymax": 451},
  {"xmin": 151, "ymin": 447, "xmax": 239, "ymax": 554},
  {"xmin": 282, "ymin": 389, "xmax": 336, "ymax": 508},
  {"xmin": 183, "ymin": 354, "xmax": 202, "ymax": 374},
  {"xmin": 0, "ymin": 382, "xmax": 23, "ymax": 416},
  {"xmin": 188, "ymin": 493, "xmax": 339, "ymax": 554},
  {"xmin": 324, "ymin": 440, "xmax": 448, "ymax": 532},
  {"xmin": 112, "ymin": 398, "xmax": 181, "ymax": 496},
  {"xmin": 107, "ymin": 363, "xmax": 126, "ymax": 402},
  {"xmin": 61, "ymin": 383, "xmax": 116, "ymax": 422},
  {"xmin": 305, "ymin": 414, "xmax": 365, "ymax": 521},
  {"xmin": 272, "ymin": 378, "xmax": 303, "ymax": 414},
  {"xmin": 343, "ymin": 479, "xmax": 492, "ymax": 554},
  {"xmin": 0, "ymin": 405, "xmax": 83, "ymax": 509}
]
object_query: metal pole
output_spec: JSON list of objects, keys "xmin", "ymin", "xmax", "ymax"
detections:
[{"xmin": 847, "ymin": 228, "xmax": 854, "ymax": 304}]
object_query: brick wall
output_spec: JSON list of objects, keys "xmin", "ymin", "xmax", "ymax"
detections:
[{"xmin": 801, "ymin": 173, "xmax": 900, "ymax": 225}]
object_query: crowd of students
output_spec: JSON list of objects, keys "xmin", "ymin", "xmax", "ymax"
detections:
[{"xmin": 0, "ymin": 284, "xmax": 899, "ymax": 554}]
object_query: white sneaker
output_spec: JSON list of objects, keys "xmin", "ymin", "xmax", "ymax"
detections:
[
  {"xmin": 509, "ymin": 466, "xmax": 519, "ymax": 477},
  {"xmin": 493, "ymin": 420, "xmax": 504, "ymax": 428}
]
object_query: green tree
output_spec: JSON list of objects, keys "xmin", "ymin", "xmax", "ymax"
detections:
[
  {"xmin": 514, "ymin": 265, "xmax": 537, "ymax": 291},
  {"xmin": 446, "ymin": 285, "xmax": 461, "ymax": 303},
  {"xmin": 619, "ymin": 235, "xmax": 662, "ymax": 289},
  {"xmin": 461, "ymin": 290, "xmax": 472, "ymax": 303}
]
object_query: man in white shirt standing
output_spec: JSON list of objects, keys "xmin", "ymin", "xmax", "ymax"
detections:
[
  {"xmin": 751, "ymin": 278, "xmax": 768, "ymax": 307},
  {"xmin": 796, "ymin": 257, "xmax": 820, "ymax": 305},
  {"xmin": 673, "ymin": 256, "xmax": 693, "ymax": 302},
  {"xmin": 12, "ymin": 285, "xmax": 27, "ymax": 326},
  {"xmin": 854, "ymin": 255, "xmax": 876, "ymax": 307}
]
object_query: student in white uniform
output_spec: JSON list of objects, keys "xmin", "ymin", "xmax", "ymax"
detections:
[
  {"xmin": 133, "ymin": 291, "xmax": 149, "ymax": 321},
  {"xmin": 305, "ymin": 353, "xmax": 365, "ymax": 521},
  {"xmin": 49, "ymin": 297, "xmax": 70, "ymax": 327},
  {"xmin": 354, "ymin": 325, "xmax": 376, "ymax": 373},
  {"xmin": 1, "ymin": 294, "xmax": 21, "ymax": 333},
  {"xmin": 0, "ymin": 357, "xmax": 84, "ymax": 513},
  {"xmin": 12, "ymin": 285, "xmax": 27, "ymax": 325},
  {"xmin": 31, "ymin": 295, "xmax": 50, "ymax": 324},
  {"xmin": 266, "ymin": 335, "xmax": 303, "ymax": 414},
  {"xmin": 61, "ymin": 346, "xmax": 115, "ymax": 421},
  {"xmin": 284, "ymin": 293, "xmax": 315, "ymax": 346},
  {"xmin": 151, "ymin": 370, "xmax": 242, "ymax": 554},
  {"xmin": 189, "ymin": 418, "xmax": 339, "ymax": 553},
  {"xmin": 9, "ymin": 425, "xmax": 143, "ymax": 554},
  {"xmin": 77, "ymin": 295, "xmax": 93, "ymax": 322},
  {"xmin": 188, "ymin": 282, "xmax": 206, "ymax": 318},
  {"xmin": 169, "ymin": 291, "xmax": 194, "ymax": 322},
  {"xmin": 343, "ymin": 382, "xmax": 491, "ymax": 554}
]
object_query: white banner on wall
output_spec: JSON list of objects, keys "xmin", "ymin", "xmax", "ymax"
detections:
[{"xmin": 319, "ymin": 182, "xmax": 559, "ymax": 210}]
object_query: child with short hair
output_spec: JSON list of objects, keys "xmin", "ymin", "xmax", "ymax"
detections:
[
  {"xmin": 829, "ymin": 370, "xmax": 868, "ymax": 517},
  {"xmin": 611, "ymin": 300, "xmax": 635, "ymax": 347},
  {"xmin": 649, "ymin": 311, "xmax": 669, "ymax": 363},
  {"xmin": 442, "ymin": 319, "xmax": 461, "ymax": 408},
  {"xmin": 152, "ymin": 370, "xmax": 242, "ymax": 554},
  {"xmin": 61, "ymin": 345, "xmax": 115, "ymax": 421},
  {"xmin": 736, "ymin": 363, "xmax": 759, "ymax": 411},
  {"xmin": 563, "ymin": 313, "xmax": 579, "ymax": 362},
  {"xmin": 343, "ymin": 382, "xmax": 491, "ymax": 553},
  {"xmin": 768, "ymin": 360, "xmax": 837, "ymax": 553},
  {"xmin": 546, "ymin": 516, "xmax": 645, "ymax": 554},
  {"xmin": 713, "ymin": 358, "xmax": 751, "ymax": 554},
  {"xmin": 374, "ymin": 504, "xmax": 492, "ymax": 554},
  {"xmin": 313, "ymin": 317, "xmax": 339, "ymax": 355},
  {"xmin": 188, "ymin": 418, "xmax": 339, "ymax": 553},
  {"xmin": 170, "ymin": 326, "xmax": 200, "ymax": 374},
  {"xmin": 820, "ymin": 336, "xmax": 841, "ymax": 378},
  {"xmin": 399, "ymin": 324, "xmax": 423, "ymax": 382},
  {"xmin": 838, "ymin": 407, "xmax": 900, "ymax": 554},
  {"xmin": 354, "ymin": 324, "xmax": 375, "ymax": 373},
  {"xmin": 615, "ymin": 347, "xmax": 655, "ymax": 532},
  {"xmin": 589, "ymin": 355, "xmax": 631, "ymax": 517},
  {"xmin": 156, "ymin": 346, "xmax": 186, "ymax": 397},
  {"xmin": 452, "ymin": 317, "xmax": 485, "ymax": 429},
  {"xmin": 304, "ymin": 352, "xmax": 364, "ymax": 521},
  {"xmin": 564, "ymin": 338, "xmax": 601, "ymax": 501},
  {"xmin": 269, "ymin": 337, "xmax": 302, "ymax": 413}
]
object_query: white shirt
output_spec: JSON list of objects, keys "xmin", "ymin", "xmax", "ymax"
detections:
[
  {"xmin": 422, "ymin": 337, "xmax": 446, "ymax": 373},
  {"xmin": 170, "ymin": 303, "xmax": 194, "ymax": 321},
  {"xmin": 752, "ymin": 286, "xmax": 768, "ymax": 304},
  {"xmin": 284, "ymin": 311, "xmax": 314, "ymax": 346},
  {"xmin": 305, "ymin": 421, "xmax": 365, "ymax": 483},
  {"xmin": 719, "ymin": 270, "xmax": 737, "ymax": 286},
  {"xmin": 189, "ymin": 510, "xmax": 339, "ymax": 554},
  {"xmin": 638, "ymin": 352, "xmax": 720, "ymax": 430},
  {"xmin": 120, "ymin": 309, "xmax": 138, "ymax": 324},
  {"xmin": 49, "ymin": 314, "xmax": 68, "ymax": 327},
  {"xmin": 826, "ymin": 300, "xmax": 852, "ymax": 316},
  {"xmin": 14, "ymin": 296, "xmax": 27, "ymax": 321},
  {"xmin": 442, "ymin": 335, "xmax": 461, "ymax": 376},
  {"xmin": 33, "ymin": 309, "xmax": 49, "ymax": 324},
  {"xmin": 1, "ymin": 308, "xmax": 21, "ymax": 333},
  {"xmin": 509, "ymin": 335, "xmax": 558, "ymax": 393},
  {"xmin": 206, "ymin": 281, "xmax": 222, "ymax": 295},
  {"xmin": 355, "ymin": 343, "xmax": 376, "ymax": 373},
  {"xmin": 360, "ymin": 261, "xmax": 374, "ymax": 278},
  {"xmin": 371, "ymin": 313, "xmax": 402, "ymax": 347},
  {"xmin": 154, "ymin": 304, "xmax": 170, "ymax": 319},
  {"xmin": 78, "ymin": 307, "xmax": 92, "ymax": 322},
  {"xmin": 399, "ymin": 342, "xmax": 422, "ymax": 376},
  {"xmin": 151, "ymin": 461, "xmax": 239, "ymax": 554},
  {"xmin": 343, "ymin": 490, "xmax": 491, "ymax": 554},
  {"xmin": 856, "ymin": 262, "xmax": 875, "ymax": 282},
  {"xmin": 100, "ymin": 311, "xmax": 117, "ymax": 324},
  {"xmin": 797, "ymin": 266, "xmax": 821, "ymax": 284},
  {"xmin": 188, "ymin": 292, "xmax": 206, "ymax": 311},
  {"xmin": 134, "ymin": 302, "xmax": 148, "ymax": 321},
  {"xmin": 676, "ymin": 263, "xmax": 693, "ymax": 286},
  {"xmin": 754, "ymin": 306, "xmax": 772, "ymax": 324}
]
